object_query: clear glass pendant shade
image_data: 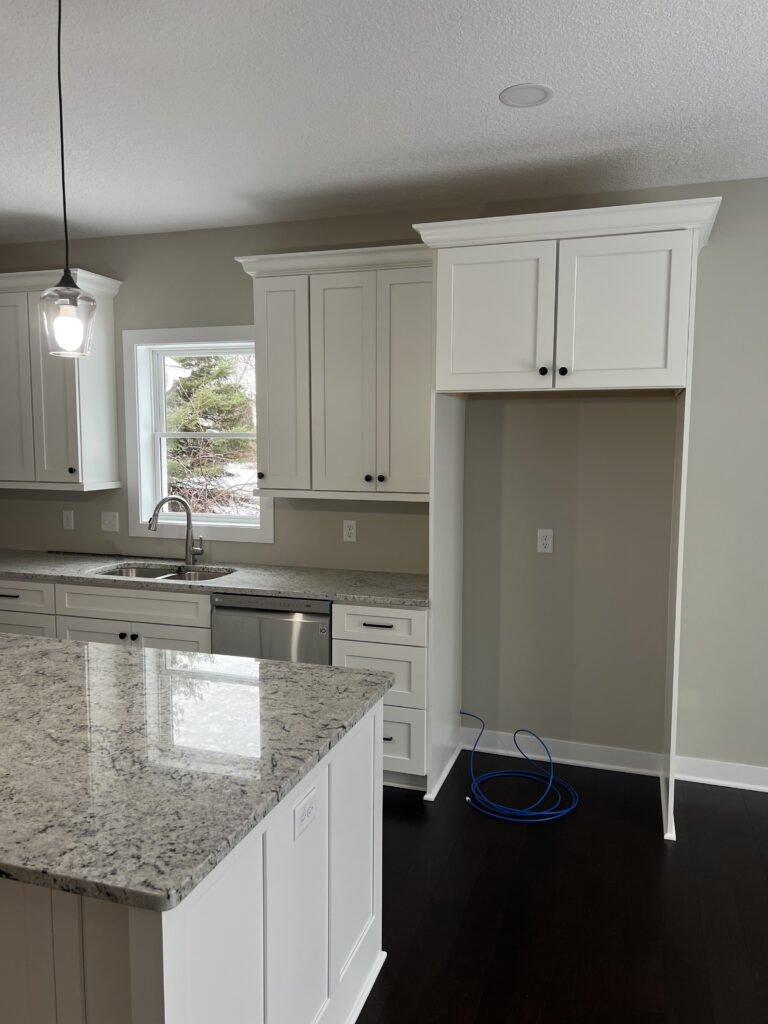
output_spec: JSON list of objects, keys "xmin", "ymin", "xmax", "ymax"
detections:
[{"xmin": 40, "ymin": 278, "xmax": 97, "ymax": 357}]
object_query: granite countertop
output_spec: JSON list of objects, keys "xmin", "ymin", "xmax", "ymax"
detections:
[
  {"xmin": 0, "ymin": 635, "xmax": 392, "ymax": 911},
  {"xmin": 0, "ymin": 550, "xmax": 428, "ymax": 608}
]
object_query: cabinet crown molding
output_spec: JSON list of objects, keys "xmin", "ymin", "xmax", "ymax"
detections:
[
  {"xmin": 414, "ymin": 197, "xmax": 721, "ymax": 251},
  {"xmin": 237, "ymin": 244, "xmax": 432, "ymax": 278},
  {"xmin": 0, "ymin": 269, "xmax": 121, "ymax": 297}
]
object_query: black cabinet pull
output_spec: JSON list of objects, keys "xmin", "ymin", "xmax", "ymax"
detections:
[
  {"xmin": 558, "ymin": 367, "xmax": 569, "ymax": 376},
  {"xmin": 68, "ymin": 466, "xmax": 77, "ymax": 474},
  {"xmin": 118, "ymin": 632, "xmax": 127, "ymax": 640},
  {"xmin": 0, "ymin": 593, "xmax": 20, "ymax": 599},
  {"xmin": 257, "ymin": 472, "xmax": 264, "ymax": 479},
  {"xmin": 538, "ymin": 366, "xmax": 549, "ymax": 376},
  {"xmin": 363, "ymin": 622, "xmax": 394, "ymax": 629},
  {"xmin": 364, "ymin": 474, "xmax": 373, "ymax": 482},
  {"xmin": 383, "ymin": 736, "xmax": 394, "ymax": 742},
  {"xmin": 130, "ymin": 633, "xmax": 139, "ymax": 641},
  {"xmin": 377, "ymin": 474, "xmax": 386, "ymax": 482}
]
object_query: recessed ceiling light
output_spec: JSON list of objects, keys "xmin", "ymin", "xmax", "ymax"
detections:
[{"xmin": 499, "ymin": 83, "xmax": 554, "ymax": 108}]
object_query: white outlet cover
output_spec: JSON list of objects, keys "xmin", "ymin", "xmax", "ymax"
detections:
[
  {"xmin": 343, "ymin": 519, "xmax": 357, "ymax": 542},
  {"xmin": 293, "ymin": 787, "xmax": 317, "ymax": 840},
  {"xmin": 537, "ymin": 528, "xmax": 554, "ymax": 553},
  {"xmin": 62, "ymin": 510, "xmax": 74, "ymax": 530}
]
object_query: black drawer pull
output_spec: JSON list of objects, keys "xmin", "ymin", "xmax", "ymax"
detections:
[
  {"xmin": 0, "ymin": 593, "xmax": 21, "ymax": 599},
  {"xmin": 119, "ymin": 632, "xmax": 127, "ymax": 640},
  {"xmin": 383, "ymin": 736, "xmax": 394, "ymax": 742},
  {"xmin": 363, "ymin": 622, "xmax": 394, "ymax": 629},
  {"xmin": 130, "ymin": 633, "xmax": 139, "ymax": 641}
]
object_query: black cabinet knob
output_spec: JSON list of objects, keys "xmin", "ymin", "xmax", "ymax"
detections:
[
  {"xmin": 257, "ymin": 471, "xmax": 264, "ymax": 479},
  {"xmin": 538, "ymin": 366, "xmax": 549, "ymax": 376},
  {"xmin": 130, "ymin": 633, "xmax": 138, "ymax": 641},
  {"xmin": 558, "ymin": 367, "xmax": 569, "ymax": 376},
  {"xmin": 364, "ymin": 474, "xmax": 373, "ymax": 482},
  {"xmin": 377, "ymin": 474, "xmax": 386, "ymax": 483},
  {"xmin": 118, "ymin": 632, "xmax": 127, "ymax": 640},
  {"xmin": 68, "ymin": 466, "xmax": 76, "ymax": 474}
]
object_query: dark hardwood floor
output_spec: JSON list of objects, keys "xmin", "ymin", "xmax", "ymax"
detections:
[{"xmin": 359, "ymin": 751, "xmax": 768, "ymax": 1024}]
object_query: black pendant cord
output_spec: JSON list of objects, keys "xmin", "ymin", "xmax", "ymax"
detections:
[{"xmin": 57, "ymin": 0, "xmax": 73, "ymax": 282}]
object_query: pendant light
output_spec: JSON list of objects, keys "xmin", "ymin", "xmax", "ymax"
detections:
[{"xmin": 40, "ymin": 0, "xmax": 96, "ymax": 357}]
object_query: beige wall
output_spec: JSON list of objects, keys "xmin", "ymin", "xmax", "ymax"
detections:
[{"xmin": 1, "ymin": 177, "xmax": 767, "ymax": 767}]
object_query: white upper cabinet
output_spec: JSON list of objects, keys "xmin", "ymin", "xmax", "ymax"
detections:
[
  {"xmin": 0, "ymin": 270, "xmax": 122, "ymax": 490},
  {"xmin": 434, "ymin": 241, "xmax": 556, "ymax": 391},
  {"xmin": 416, "ymin": 197, "xmax": 721, "ymax": 394},
  {"xmin": 239, "ymin": 246, "xmax": 433, "ymax": 499},
  {"xmin": 253, "ymin": 275, "xmax": 311, "ymax": 490}
]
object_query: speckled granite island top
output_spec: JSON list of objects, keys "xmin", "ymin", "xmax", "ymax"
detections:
[
  {"xmin": 0, "ymin": 550, "xmax": 428, "ymax": 608},
  {"xmin": 0, "ymin": 635, "xmax": 392, "ymax": 911}
]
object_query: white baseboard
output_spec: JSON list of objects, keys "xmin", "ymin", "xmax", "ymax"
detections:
[
  {"xmin": 674, "ymin": 755, "xmax": 768, "ymax": 793},
  {"xmin": 460, "ymin": 726, "xmax": 663, "ymax": 777},
  {"xmin": 423, "ymin": 744, "xmax": 462, "ymax": 802}
]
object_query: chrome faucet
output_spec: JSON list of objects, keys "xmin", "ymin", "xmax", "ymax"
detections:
[{"xmin": 147, "ymin": 495, "xmax": 204, "ymax": 566}]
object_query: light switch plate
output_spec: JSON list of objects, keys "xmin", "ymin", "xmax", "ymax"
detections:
[
  {"xmin": 101, "ymin": 511, "xmax": 119, "ymax": 532},
  {"xmin": 62, "ymin": 510, "xmax": 74, "ymax": 530},
  {"xmin": 293, "ymin": 787, "xmax": 317, "ymax": 840}
]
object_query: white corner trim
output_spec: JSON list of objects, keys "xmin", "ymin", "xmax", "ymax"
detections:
[
  {"xmin": 460, "ymin": 726, "xmax": 663, "ymax": 777},
  {"xmin": 674, "ymin": 755, "xmax": 768, "ymax": 793},
  {"xmin": 423, "ymin": 744, "xmax": 462, "ymax": 802},
  {"xmin": 415, "ymin": 197, "xmax": 721, "ymax": 251},
  {"xmin": 236, "ymin": 244, "xmax": 432, "ymax": 278}
]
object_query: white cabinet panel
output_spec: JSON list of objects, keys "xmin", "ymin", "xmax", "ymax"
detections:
[
  {"xmin": 0, "ymin": 610, "xmax": 56, "ymax": 638},
  {"xmin": 253, "ymin": 275, "xmax": 311, "ymax": 490},
  {"xmin": 54, "ymin": 584, "xmax": 211, "ymax": 628},
  {"xmin": 0, "ymin": 294, "xmax": 35, "ymax": 482},
  {"xmin": 435, "ymin": 240, "xmax": 557, "ymax": 391},
  {"xmin": 382, "ymin": 707, "xmax": 427, "ymax": 775},
  {"xmin": 376, "ymin": 268, "xmax": 433, "ymax": 493},
  {"xmin": 0, "ymin": 879, "xmax": 57, "ymax": 1024},
  {"xmin": 556, "ymin": 230, "xmax": 693, "ymax": 389},
  {"xmin": 57, "ymin": 615, "xmax": 132, "ymax": 645},
  {"xmin": 0, "ymin": 579, "xmax": 55, "ymax": 614},
  {"xmin": 311, "ymin": 271, "xmax": 377, "ymax": 491},
  {"xmin": 134, "ymin": 622, "xmax": 211, "ymax": 653},
  {"xmin": 333, "ymin": 639, "xmax": 427, "ymax": 710}
]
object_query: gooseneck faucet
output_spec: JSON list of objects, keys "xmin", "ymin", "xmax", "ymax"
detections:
[{"xmin": 147, "ymin": 495, "xmax": 204, "ymax": 566}]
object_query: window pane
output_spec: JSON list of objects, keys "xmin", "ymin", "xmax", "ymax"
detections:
[
  {"xmin": 163, "ymin": 352, "xmax": 255, "ymax": 432},
  {"xmin": 164, "ymin": 437, "xmax": 259, "ymax": 516}
]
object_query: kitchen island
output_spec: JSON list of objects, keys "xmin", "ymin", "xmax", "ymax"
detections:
[{"xmin": 0, "ymin": 635, "xmax": 392, "ymax": 1024}]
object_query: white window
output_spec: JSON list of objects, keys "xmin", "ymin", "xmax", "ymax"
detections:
[{"xmin": 123, "ymin": 326, "xmax": 274, "ymax": 544}]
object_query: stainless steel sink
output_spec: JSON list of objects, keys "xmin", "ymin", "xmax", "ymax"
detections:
[
  {"xmin": 96, "ymin": 564, "xmax": 236, "ymax": 582},
  {"xmin": 97, "ymin": 564, "xmax": 179, "ymax": 578}
]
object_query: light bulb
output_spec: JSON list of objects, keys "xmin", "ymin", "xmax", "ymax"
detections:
[{"xmin": 52, "ymin": 305, "xmax": 85, "ymax": 352}]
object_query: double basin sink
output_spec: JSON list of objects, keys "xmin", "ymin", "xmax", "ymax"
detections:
[{"xmin": 97, "ymin": 564, "xmax": 236, "ymax": 583}]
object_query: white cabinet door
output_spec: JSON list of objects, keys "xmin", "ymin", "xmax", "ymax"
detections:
[
  {"xmin": 310, "ymin": 272, "xmax": 377, "ymax": 491},
  {"xmin": 253, "ymin": 275, "xmax": 311, "ymax": 490},
  {"xmin": 555, "ymin": 230, "xmax": 694, "ymax": 390},
  {"xmin": 57, "ymin": 615, "xmax": 132, "ymax": 645},
  {"xmin": 134, "ymin": 623, "xmax": 211, "ymax": 652},
  {"xmin": 0, "ymin": 611, "xmax": 57, "ymax": 638},
  {"xmin": 0, "ymin": 293, "xmax": 36, "ymax": 482},
  {"xmin": 27, "ymin": 293, "xmax": 83, "ymax": 483},
  {"xmin": 376, "ymin": 267, "xmax": 433, "ymax": 493},
  {"xmin": 435, "ymin": 241, "xmax": 557, "ymax": 391}
]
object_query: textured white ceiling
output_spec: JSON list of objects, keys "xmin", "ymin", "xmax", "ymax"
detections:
[{"xmin": 2, "ymin": 0, "xmax": 767, "ymax": 243}]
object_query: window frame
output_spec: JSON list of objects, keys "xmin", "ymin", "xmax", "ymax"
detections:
[{"xmin": 123, "ymin": 326, "xmax": 274, "ymax": 544}]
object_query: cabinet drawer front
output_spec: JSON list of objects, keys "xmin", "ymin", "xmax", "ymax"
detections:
[
  {"xmin": 55, "ymin": 585, "xmax": 211, "ymax": 628},
  {"xmin": 332, "ymin": 640, "xmax": 426, "ymax": 710},
  {"xmin": 382, "ymin": 708, "xmax": 426, "ymax": 775},
  {"xmin": 0, "ymin": 578, "xmax": 55, "ymax": 614},
  {"xmin": 332, "ymin": 604, "xmax": 427, "ymax": 647},
  {"xmin": 56, "ymin": 615, "xmax": 132, "ymax": 645},
  {"xmin": 0, "ymin": 610, "xmax": 57, "ymax": 638},
  {"xmin": 134, "ymin": 623, "xmax": 211, "ymax": 653}
]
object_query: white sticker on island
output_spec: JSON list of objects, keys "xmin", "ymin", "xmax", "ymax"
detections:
[{"xmin": 293, "ymin": 787, "xmax": 317, "ymax": 840}]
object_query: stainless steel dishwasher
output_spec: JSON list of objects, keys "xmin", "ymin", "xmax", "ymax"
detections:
[{"xmin": 211, "ymin": 593, "xmax": 331, "ymax": 663}]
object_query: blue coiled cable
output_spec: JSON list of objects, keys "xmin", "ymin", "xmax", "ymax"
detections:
[{"xmin": 461, "ymin": 711, "xmax": 579, "ymax": 823}]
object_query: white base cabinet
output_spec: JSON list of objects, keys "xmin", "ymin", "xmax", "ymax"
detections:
[
  {"xmin": 0, "ymin": 578, "xmax": 57, "ymax": 638},
  {"xmin": 0, "ymin": 270, "xmax": 122, "ymax": 491},
  {"xmin": 56, "ymin": 616, "xmax": 211, "ymax": 653},
  {"xmin": 0, "ymin": 705, "xmax": 384, "ymax": 1024}
]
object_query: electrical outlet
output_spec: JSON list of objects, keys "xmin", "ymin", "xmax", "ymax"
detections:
[
  {"xmin": 293, "ymin": 788, "xmax": 317, "ymax": 840},
  {"xmin": 101, "ymin": 511, "xmax": 119, "ymax": 532},
  {"xmin": 343, "ymin": 519, "xmax": 357, "ymax": 542},
  {"xmin": 537, "ymin": 528, "xmax": 554, "ymax": 554},
  {"xmin": 62, "ymin": 510, "xmax": 74, "ymax": 530}
]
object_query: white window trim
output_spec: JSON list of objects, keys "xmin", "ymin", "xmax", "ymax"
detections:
[{"xmin": 123, "ymin": 326, "xmax": 274, "ymax": 544}]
